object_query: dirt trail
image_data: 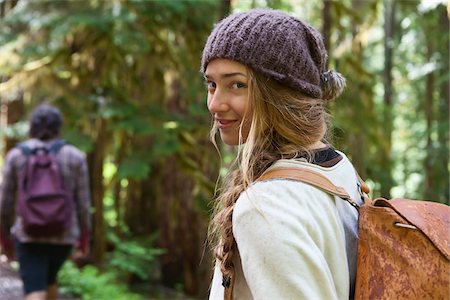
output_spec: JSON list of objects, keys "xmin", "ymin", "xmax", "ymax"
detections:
[{"xmin": 0, "ymin": 257, "xmax": 23, "ymax": 300}]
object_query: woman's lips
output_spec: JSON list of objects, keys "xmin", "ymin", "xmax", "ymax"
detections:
[{"xmin": 216, "ymin": 119, "xmax": 236, "ymax": 129}]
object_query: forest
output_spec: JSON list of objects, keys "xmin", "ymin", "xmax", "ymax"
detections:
[{"xmin": 0, "ymin": 0, "xmax": 448, "ymax": 299}]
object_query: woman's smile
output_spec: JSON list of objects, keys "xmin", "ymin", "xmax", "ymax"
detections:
[{"xmin": 215, "ymin": 118, "xmax": 238, "ymax": 130}]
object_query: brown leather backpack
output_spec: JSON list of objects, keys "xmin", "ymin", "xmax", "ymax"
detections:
[{"xmin": 258, "ymin": 168, "xmax": 450, "ymax": 300}]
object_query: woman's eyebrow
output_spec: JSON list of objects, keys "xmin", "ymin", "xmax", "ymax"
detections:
[{"xmin": 204, "ymin": 72, "xmax": 247, "ymax": 80}]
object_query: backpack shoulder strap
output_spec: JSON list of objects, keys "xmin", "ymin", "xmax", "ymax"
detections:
[
  {"xmin": 16, "ymin": 140, "xmax": 66, "ymax": 156},
  {"xmin": 48, "ymin": 139, "xmax": 66, "ymax": 154},
  {"xmin": 16, "ymin": 143, "xmax": 33, "ymax": 156},
  {"xmin": 257, "ymin": 168, "xmax": 360, "ymax": 210}
]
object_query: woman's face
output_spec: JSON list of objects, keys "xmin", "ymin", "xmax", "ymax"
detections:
[{"xmin": 204, "ymin": 59, "xmax": 251, "ymax": 146}]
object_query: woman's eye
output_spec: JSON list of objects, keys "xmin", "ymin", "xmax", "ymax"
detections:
[
  {"xmin": 205, "ymin": 81, "xmax": 216, "ymax": 92},
  {"xmin": 231, "ymin": 82, "xmax": 247, "ymax": 89}
]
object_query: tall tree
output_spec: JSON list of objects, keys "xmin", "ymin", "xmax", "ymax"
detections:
[
  {"xmin": 436, "ymin": 7, "xmax": 449, "ymax": 203},
  {"xmin": 89, "ymin": 118, "xmax": 108, "ymax": 264},
  {"xmin": 322, "ymin": 0, "xmax": 331, "ymax": 67},
  {"xmin": 380, "ymin": 0, "xmax": 396, "ymax": 198},
  {"xmin": 0, "ymin": 0, "xmax": 22, "ymax": 157},
  {"xmin": 422, "ymin": 4, "xmax": 449, "ymax": 202},
  {"xmin": 423, "ymin": 28, "xmax": 435, "ymax": 200},
  {"xmin": 330, "ymin": 0, "xmax": 381, "ymax": 186}
]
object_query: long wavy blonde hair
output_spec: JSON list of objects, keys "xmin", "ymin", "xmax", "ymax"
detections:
[{"xmin": 208, "ymin": 66, "xmax": 340, "ymax": 299}]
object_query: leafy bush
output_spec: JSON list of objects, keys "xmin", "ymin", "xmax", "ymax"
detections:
[
  {"xmin": 58, "ymin": 260, "xmax": 143, "ymax": 300},
  {"xmin": 107, "ymin": 232, "xmax": 166, "ymax": 281},
  {"xmin": 58, "ymin": 232, "xmax": 166, "ymax": 299}
]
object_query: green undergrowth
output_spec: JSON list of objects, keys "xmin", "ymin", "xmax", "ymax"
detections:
[
  {"xmin": 58, "ymin": 232, "xmax": 166, "ymax": 300},
  {"xmin": 58, "ymin": 260, "xmax": 143, "ymax": 300}
]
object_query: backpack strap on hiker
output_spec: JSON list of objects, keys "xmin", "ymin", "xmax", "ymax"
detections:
[
  {"xmin": 257, "ymin": 168, "xmax": 361, "ymax": 210},
  {"xmin": 48, "ymin": 139, "xmax": 66, "ymax": 154},
  {"xmin": 16, "ymin": 140, "xmax": 66, "ymax": 156},
  {"xmin": 16, "ymin": 143, "xmax": 33, "ymax": 156}
]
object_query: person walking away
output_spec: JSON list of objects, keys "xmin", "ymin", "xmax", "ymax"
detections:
[
  {"xmin": 201, "ymin": 9, "xmax": 364, "ymax": 299},
  {"xmin": 0, "ymin": 104, "xmax": 91, "ymax": 300}
]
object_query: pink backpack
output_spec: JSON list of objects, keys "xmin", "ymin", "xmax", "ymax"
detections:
[{"xmin": 17, "ymin": 140, "xmax": 73, "ymax": 236}]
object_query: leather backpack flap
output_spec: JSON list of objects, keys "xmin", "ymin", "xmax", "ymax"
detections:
[
  {"xmin": 372, "ymin": 198, "xmax": 450, "ymax": 260},
  {"xmin": 356, "ymin": 200, "xmax": 450, "ymax": 300}
]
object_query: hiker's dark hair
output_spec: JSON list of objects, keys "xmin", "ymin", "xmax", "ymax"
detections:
[{"xmin": 29, "ymin": 104, "xmax": 63, "ymax": 141}]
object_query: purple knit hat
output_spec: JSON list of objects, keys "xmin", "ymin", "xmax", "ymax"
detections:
[{"xmin": 201, "ymin": 9, "xmax": 345, "ymax": 100}]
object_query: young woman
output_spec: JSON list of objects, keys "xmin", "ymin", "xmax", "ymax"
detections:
[{"xmin": 201, "ymin": 9, "xmax": 364, "ymax": 300}]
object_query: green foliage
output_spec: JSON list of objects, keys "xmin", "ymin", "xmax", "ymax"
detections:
[
  {"xmin": 62, "ymin": 129, "xmax": 94, "ymax": 153},
  {"xmin": 0, "ymin": 0, "xmax": 220, "ymax": 186},
  {"xmin": 118, "ymin": 155, "xmax": 152, "ymax": 180},
  {"xmin": 58, "ymin": 232, "xmax": 165, "ymax": 299},
  {"xmin": 0, "ymin": 121, "xmax": 28, "ymax": 140},
  {"xmin": 58, "ymin": 260, "xmax": 143, "ymax": 300},
  {"xmin": 106, "ymin": 232, "xmax": 166, "ymax": 281},
  {"xmin": 1, "ymin": 1, "xmax": 220, "ymax": 296}
]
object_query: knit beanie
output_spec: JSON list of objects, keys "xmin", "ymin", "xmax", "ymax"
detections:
[{"xmin": 201, "ymin": 9, "xmax": 345, "ymax": 100}]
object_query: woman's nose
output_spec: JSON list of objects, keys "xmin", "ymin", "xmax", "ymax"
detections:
[{"xmin": 207, "ymin": 90, "xmax": 227, "ymax": 113}]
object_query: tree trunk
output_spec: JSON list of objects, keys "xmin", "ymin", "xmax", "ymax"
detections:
[
  {"xmin": 1, "ymin": 95, "xmax": 24, "ymax": 157},
  {"xmin": 1, "ymin": 1, "xmax": 22, "ymax": 156},
  {"xmin": 0, "ymin": 0, "xmax": 19, "ymax": 17},
  {"xmin": 322, "ymin": 0, "xmax": 332, "ymax": 68},
  {"xmin": 347, "ymin": 0, "xmax": 369, "ymax": 175},
  {"xmin": 158, "ymin": 156, "xmax": 178, "ymax": 287},
  {"xmin": 423, "ymin": 49, "xmax": 435, "ymax": 200},
  {"xmin": 125, "ymin": 178, "xmax": 143, "ymax": 233},
  {"xmin": 435, "ymin": 7, "xmax": 449, "ymax": 203},
  {"xmin": 178, "ymin": 170, "xmax": 198, "ymax": 295},
  {"xmin": 220, "ymin": 0, "xmax": 231, "ymax": 18},
  {"xmin": 423, "ymin": 61, "xmax": 434, "ymax": 200},
  {"xmin": 380, "ymin": 0, "xmax": 396, "ymax": 199},
  {"xmin": 89, "ymin": 118, "xmax": 108, "ymax": 265},
  {"xmin": 113, "ymin": 132, "xmax": 128, "ymax": 235}
]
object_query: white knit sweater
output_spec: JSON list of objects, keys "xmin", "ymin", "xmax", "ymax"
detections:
[{"xmin": 209, "ymin": 151, "xmax": 361, "ymax": 300}]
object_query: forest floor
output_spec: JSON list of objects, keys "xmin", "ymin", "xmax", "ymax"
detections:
[
  {"xmin": 0, "ymin": 256, "xmax": 197, "ymax": 300},
  {"xmin": 0, "ymin": 257, "xmax": 23, "ymax": 300}
]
